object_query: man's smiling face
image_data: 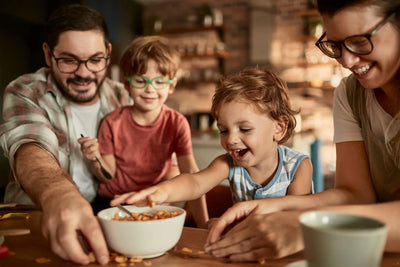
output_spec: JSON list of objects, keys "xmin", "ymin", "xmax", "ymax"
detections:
[{"xmin": 44, "ymin": 30, "xmax": 111, "ymax": 105}]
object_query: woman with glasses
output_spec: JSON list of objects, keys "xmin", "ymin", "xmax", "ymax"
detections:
[{"xmin": 205, "ymin": 0, "xmax": 400, "ymax": 262}]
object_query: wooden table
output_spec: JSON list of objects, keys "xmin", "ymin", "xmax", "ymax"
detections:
[{"xmin": 1, "ymin": 206, "xmax": 400, "ymax": 266}]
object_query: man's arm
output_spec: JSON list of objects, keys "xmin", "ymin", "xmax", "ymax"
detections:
[{"xmin": 15, "ymin": 144, "xmax": 109, "ymax": 265}]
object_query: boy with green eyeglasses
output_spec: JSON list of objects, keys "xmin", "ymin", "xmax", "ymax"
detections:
[{"xmin": 79, "ymin": 36, "xmax": 209, "ymax": 227}]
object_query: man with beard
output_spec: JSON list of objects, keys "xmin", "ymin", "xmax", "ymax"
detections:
[{"xmin": 0, "ymin": 4, "xmax": 130, "ymax": 265}]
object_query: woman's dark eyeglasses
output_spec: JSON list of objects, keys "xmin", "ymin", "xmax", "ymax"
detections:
[
  {"xmin": 51, "ymin": 51, "xmax": 110, "ymax": 74},
  {"xmin": 315, "ymin": 12, "xmax": 396, "ymax": 58},
  {"xmin": 125, "ymin": 75, "xmax": 174, "ymax": 90}
]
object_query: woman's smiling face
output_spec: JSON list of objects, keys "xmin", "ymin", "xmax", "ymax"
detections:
[{"xmin": 322, "ymin": 6, "xmax": 400, "ymax": 90}]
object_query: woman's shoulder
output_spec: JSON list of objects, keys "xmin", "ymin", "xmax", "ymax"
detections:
[
  {"xmin": 335, "ymin": 74, "xmax": 368, "ymax": 104},
  {"xmin": 334, "ymin": 74, "xmax": 351, "ymax": 96},
  {"xmin": 333, "ymin": 74, "xmax": 355, "ymax": 113}
]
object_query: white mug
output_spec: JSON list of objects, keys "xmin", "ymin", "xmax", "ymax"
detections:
[{"xmin": 299, "ymin": 211, "xmax": 387, "ymax": 267}]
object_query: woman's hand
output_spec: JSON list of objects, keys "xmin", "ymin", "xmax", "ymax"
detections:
[
  {"xmin": 205, "ymin": 210, "xmax": 304, "ymax": 262},
  {"xmin": 206, "ymin": 199, "xmax": 285, "ymax": 246},
  {"xmin": 206, "ymin": 201, "xmax": 259, "ymax": 246}
]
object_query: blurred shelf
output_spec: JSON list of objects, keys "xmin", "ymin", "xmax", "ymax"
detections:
[
  {"xmin": 161, "ymin": 24, "xmax": 228, "ymax": 91},
  {"xmin": 274, "ymin": 60, "xmax": 338, "ymax": 69},
  {"xmin": 160, "ymin": 25, "xmax": 226, "ymax": 35},
  {"xmin": 298, "ymin": 35, "xmax": 318, "ymax": 42},
  {"xmin": 280, "ymin": 8, "xmax": 335, "ymax": 92},
  {"xmin": 299, "ymin": 9, "xmax": 320, "ymax": 17},
  {"xmin": 178, "ymin": 79, "xmax": 220, "ymax": 86},
  {"xmin": 181, "ymin": 51, "xmax": 229, "ymax": 60}
]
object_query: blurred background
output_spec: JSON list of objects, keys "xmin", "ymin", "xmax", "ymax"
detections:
[{"xmin": 0, "ymin": 0, "xmax": 350, "ymax": 200}]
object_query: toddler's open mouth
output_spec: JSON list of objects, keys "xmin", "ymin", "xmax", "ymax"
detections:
[{"xmin": 234, "ymin": 148, "xmax": 249, "ymax": 158}]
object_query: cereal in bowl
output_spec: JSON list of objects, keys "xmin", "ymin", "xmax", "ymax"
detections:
[{"xmin": 112, "ymin": 209, "xmax": 179, "ymax": 221}]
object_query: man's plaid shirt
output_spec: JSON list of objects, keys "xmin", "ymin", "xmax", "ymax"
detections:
[{"xmin": 0, "ymin": 67, "xmax": 131, "ymax": 203}]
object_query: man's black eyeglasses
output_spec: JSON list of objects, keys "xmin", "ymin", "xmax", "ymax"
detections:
[{"xmin": 51, "ymin": 51, "xmax": 110, "ymax": 74}]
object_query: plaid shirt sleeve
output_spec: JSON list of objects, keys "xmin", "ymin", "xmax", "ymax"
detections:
[
  {"xmin": 0, "ymin": 68, "xmax": 132, "ymax": 179},
  {"xmin": 0, "ymin": 68, "xmax": 65, "ymax": 178}
]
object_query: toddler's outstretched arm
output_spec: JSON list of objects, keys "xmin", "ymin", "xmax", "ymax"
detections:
[
  {"xmin": 110, "ymin": 185, "xmax": 168, "ymax": 207},
  {"xmin": 111, "ymin": 155, "xmax": 230, "ymax": 207}
]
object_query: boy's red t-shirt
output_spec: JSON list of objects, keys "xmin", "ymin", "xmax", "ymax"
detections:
[{"xmin": 97, "ymin": 105, "xmax": 192, "ymax": 198}]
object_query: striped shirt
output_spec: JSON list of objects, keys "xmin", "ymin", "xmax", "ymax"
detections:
[
  {"xmin": 228, "ymin": 145, "xmax": 310, "ymax": 202},
  {"xmin": 0, "ymin": 67, "xmax": 131, "ymax": 204}
]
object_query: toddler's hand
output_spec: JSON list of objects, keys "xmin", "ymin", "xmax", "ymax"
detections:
[
  {"xmin": 110, "ymin": 186, "xmax": 169, "ymax": 207},
  {"xmin": 110, "ymin": 193, "xmax": 139, "ymax": 206}
]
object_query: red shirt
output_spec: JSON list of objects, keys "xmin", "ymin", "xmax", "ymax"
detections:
[{"xmin": 97, "ymin": 105, "xmax": 192, "ymax": 197}]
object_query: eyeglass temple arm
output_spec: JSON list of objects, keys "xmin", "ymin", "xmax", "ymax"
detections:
[{"xmin": 315, "ymin": 32, "xmax": 326, "ymax": 46}]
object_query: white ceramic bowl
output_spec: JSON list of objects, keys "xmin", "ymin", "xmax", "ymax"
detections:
[{"xmin": 98, "ymin": 205, "xmax": 186, "ymax": 258}]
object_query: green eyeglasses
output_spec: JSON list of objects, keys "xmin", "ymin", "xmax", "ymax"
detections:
[{"xmin": 125, "ymin": 75, "xmax": 174, "ymax": 90}]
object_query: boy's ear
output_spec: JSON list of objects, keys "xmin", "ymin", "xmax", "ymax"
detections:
[
  {"xmin": 121, "ymin": 75, "xmax": 130, "ymax": 90},
  {"xmin": 168, "ymin": 77, "xmax": 178, "ymax": 94},
  {"xmin": 122, "ymin": 76, "xmax": 133, "ymax": 93},
  {"xmin": 273, "ymin": 116, "xmax": 288, "ymax": 142},
  {"xmin": 123, "ymin": 80, "xmax": 131, "ymax": 91}
]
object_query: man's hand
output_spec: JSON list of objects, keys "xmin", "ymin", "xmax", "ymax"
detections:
[
  {"xmin": 41, "ymin": 189, "xmax": 109, "ymax": 265},
  {"xmin": 14, "ymin": 144, "xmax": 109, "ymax": 265}
]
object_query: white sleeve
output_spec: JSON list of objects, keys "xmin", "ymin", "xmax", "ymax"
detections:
[{"xmin": 333, "ymin": 76, "xmax": 363, "ymax": 143}]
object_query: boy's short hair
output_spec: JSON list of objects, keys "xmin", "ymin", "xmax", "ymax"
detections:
[
  {"xmin": 45, "ymin": 4, "xmax": 110, "ymax": 51},
  {"xmin": 120, "ymin": 36, "xmax": 181, "ymax": 79},
  {"xmin": 211, "ymin": 68, "xmax": 299, "ymax": 144}
]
